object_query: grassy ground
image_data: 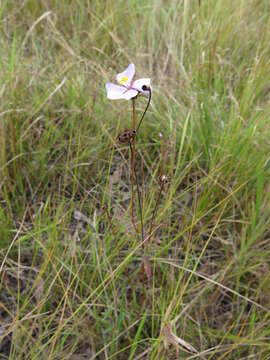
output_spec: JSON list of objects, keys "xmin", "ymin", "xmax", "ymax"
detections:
[{"xmin": 1, "ymin": 0, "xmax": 270, "ymax": 359}]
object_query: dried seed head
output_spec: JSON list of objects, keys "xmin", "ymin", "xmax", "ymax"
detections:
[
  {"xmin": 117, "ymin": 129, "xmax": 136, "ymax": 144},
  {"xmin": 160, "ymin": 174, "xmax": 169, "ymax": 185}
]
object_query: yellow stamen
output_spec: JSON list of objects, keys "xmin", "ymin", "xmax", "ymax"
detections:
[{"xmin": 120, "ymin": 76, "xmax": 128, "ymax": 85}]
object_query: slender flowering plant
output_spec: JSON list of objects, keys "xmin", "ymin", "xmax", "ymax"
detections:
[{"xmin": 105, "ymin": 63, "xmax": 167, "ymax": 295}]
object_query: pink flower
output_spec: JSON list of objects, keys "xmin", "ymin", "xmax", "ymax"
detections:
[{"xmin": 105, "ymin": 63, "xmax": 151, "ymax": 100}]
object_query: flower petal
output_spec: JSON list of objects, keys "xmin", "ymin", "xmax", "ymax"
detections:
[
  {"xmin": 133, "ymin": 78, "xmax": 152, "ymax": 97},
  {"xmin": 105, "ymin": 83, "xmax": 138, "ymax": 100},
  {"xmin": 133, "ymin": 78, "xmax": 151, "ymax": 90},
  {"xmin": 116, "ymin": 63, "xmax": 135, "ymax": 86},
  {"xmin": 105, "ymin": 83, "xmax": 126, "ymax": 100},
  {"xmin": 121, "ymin": 89, "xmax": 138, "ymax": 100}
]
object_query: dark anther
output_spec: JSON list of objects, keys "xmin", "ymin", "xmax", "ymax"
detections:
[{"xmin": 142, "ymin": 85, "xmax": 149, "ymax": 91}]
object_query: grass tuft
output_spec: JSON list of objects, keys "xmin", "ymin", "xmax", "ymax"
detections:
[{"xmin": 1, "ymin": 1, "xmax": 270, "ymax": 359}]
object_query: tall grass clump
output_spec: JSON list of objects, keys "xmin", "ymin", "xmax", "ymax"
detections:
[{"xmin": 1, "ymin": 0, "xmax": 270, "ymax": 359}]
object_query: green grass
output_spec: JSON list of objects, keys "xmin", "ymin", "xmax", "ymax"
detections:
[{"xmin": 1, "ymin": 0, "xmax": 270, "ymax": 358}]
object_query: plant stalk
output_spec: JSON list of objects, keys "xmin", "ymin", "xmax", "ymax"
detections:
[{"xmin": 131, "ymin": 98, "xmax": 138, "ymax": 233}]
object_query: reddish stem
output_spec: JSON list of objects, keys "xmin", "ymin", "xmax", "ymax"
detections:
[{"xmin": 131, "ymin": 98, "xmax": 138, "ymax": 234}]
